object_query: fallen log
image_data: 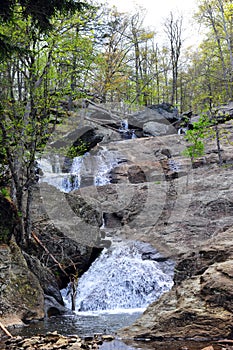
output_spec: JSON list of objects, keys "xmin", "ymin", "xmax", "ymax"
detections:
[{"xmin": 86, "ymin": 99, "xmax": 131, "ymax": 120}]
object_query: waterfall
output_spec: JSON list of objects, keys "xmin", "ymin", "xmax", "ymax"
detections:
[
  {"xmin": 93, "ymin": 149, "xmax": 120, "ymax": 186},
  {"xmin": 38, "ymin": 148, "xmax": 121, "ymax": 192},
  {"xmin": 178, "ymin": 127, "xmax": 187, "ymax": 135},
  {"xmin": 120, "ymin": 119, "xmax": 128, "ymax": 131},
  {"xmin": 62, "ymin": 241, "xmax": 174, "ymax": 313},
  {"xmin": 119, "ymin": 119, "xmax": 137, "ymax": 139},
  {"xmin": 131, "ymin": 130, "xmax": 137, "ymax": 139},
  {"xmin": 37, "ymin": 154, "xmax": 84, "ymax": 192}
]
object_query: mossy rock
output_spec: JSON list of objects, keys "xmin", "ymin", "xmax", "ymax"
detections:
[{"xmin": 0, "ymin": 241, "xmax": 44, "ymax": 322}]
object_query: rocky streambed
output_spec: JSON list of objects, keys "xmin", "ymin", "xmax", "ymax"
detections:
[{"xmin": 3, "ymin": 331, "xmax": 115, "ymax": 350}]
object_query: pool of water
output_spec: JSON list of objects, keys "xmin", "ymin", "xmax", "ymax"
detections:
[{"xmin": 9, "ymin": 310, "xmax": 142, "ymax": 338}]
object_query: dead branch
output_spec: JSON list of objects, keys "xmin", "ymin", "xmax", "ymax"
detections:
[
  {"xmin": 86, "ymin": 99, "xmax": 132, "ymax": 120},
  {"xmin": 84, "ymin": 115, "xmax": 120, "ymax": 133},
  {"xmin": 31, "ymin": 231, "xmax": 69, "ymax": 277},
  {"xmin": 0, "ymin": 322, "xmax": 13, "ymax": 338}
]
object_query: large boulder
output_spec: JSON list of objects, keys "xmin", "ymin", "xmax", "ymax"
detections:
[
  {"xmin": 50, "ymin": 126, "xmax": 104, "ymax": 153},
  {"xmin": 44, "ymin": 295, "xmax": 67, "ymax": 317},
  {"xmin": 128, "ymin": 104, "xmax": 179, "ymax": 135},
  {"xmin": 143, "ymin": 121, "xmax": 176, "ymax": 136},
  {"xmin": 30, "ymin": 184, "xmax": 103, "ymax": 288},
  {"xmin": 23, "ymin": 253, "xmax": 66, "ymax": 315}
]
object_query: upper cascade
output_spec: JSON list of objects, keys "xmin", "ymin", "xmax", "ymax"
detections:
[{"xmin": 38, "ymin": 148, "xmax": 121, "ymax": 192}]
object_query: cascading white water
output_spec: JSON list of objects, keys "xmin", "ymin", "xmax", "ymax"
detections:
[
  {"xmin": 37, "ymin": 155, "xmax": 84, "ymax": 192},
  {"xmin": 93, "ymin": 149, "xmax": 120, "ymax": 186},
  {"xmin": 62, "ymin": 241, "xmax": 174, "ymax": 313},
  {"xmin": 38, "ymin": 148, "xmax": 121, "ymax": 192}
]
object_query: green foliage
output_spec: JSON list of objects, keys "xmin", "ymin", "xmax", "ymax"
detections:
[
  {"xmin": 67, "ymin": 141, "xmax": 89, "ymax": 158},
  {"xmin": 183, "ymin": 115, "xmax": 211, "ymax": 162},
  {"xmin": 183, "ymin": 139, "xmax": 205, "ymax": 161},
  {"xmin": 0, "ymin": 1, "xmax": 89, "ymax": 61},
  {"xmin": 0, "ymin": 187, "xmax": 10, "ymax": 199}
]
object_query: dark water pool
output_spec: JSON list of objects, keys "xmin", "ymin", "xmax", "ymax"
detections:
[{"xmin": 9, "ymin": 310, "xmax": 141, "ymax": 338}]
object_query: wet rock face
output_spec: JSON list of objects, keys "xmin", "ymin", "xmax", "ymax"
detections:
[
  {"xmin": 0, "ymin": 241, "xmax": 44, "ymax": 325},
  {"xmin": 86, "ymin": 134, "xmax": 233, "ymax": 258}
]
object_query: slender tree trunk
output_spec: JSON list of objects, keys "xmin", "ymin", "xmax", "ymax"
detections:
[
  {"xmin": 164, "ymin": 12, "xmax": 182, "ymax": 106},
  {"xmin": 218, "ymin": 0, "xmax": 233, "ymax": 98},
  {"xmin": 204, "ymin": 1, "xmax": 231, "ymax": 98}
]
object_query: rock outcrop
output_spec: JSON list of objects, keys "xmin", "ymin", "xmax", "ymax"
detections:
[
  {"xmin": 143, "ymin": 121, "xmax": 175, "ymax": 136},
  {"xmin": 119, "ymin": 227, "xmax": 233, "ymax": 340},
  {"xmin": 0, "ymin": 179, "xmax": 104, "ymax": 328},
  {"xmin": 50, "ymin": 125, "xmax": 104, "ymax": 154},
  {"xmin": 79, "ymin": 131, "xmax": 233, "ymax": 257},
  {"xmin": 11, "ymin": 182, "xmax": 104, "ymax": 318},
  {"xmin": 128, "ymin": 103, "xmax": 179, "ymax": 128},
  {"xmin": 0, "ymin": 195, "xmax": 44, "ymax": 326},
  {"xmin": 0, "ymin": 241, "xmax": 44, "ymax": 326},
  {"xmin": 52, "ymin": 102, "xmax": 179, "ymax": 146}
]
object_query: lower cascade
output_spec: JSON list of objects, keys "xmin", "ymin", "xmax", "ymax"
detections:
[{"xmin": 62, "ymin": 241, "xmax": 174, "ymax": 313}]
